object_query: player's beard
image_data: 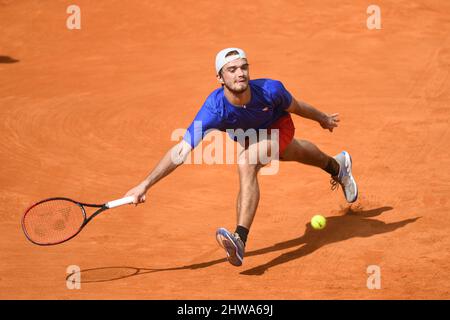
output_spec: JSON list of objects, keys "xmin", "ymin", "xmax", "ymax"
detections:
[{"xmin": 224, "ymin": 78, "xmax": 249, "ymax": 95}]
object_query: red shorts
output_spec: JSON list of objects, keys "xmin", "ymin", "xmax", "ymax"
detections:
[{"xmin": 268, "ymin": 113, "xmax": 295, "ymax": 156}]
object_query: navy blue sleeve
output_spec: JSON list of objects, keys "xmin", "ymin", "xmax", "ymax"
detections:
[
  {"xmin": 183, "ymin": 101, "xmax": 222, "ymax": 149},
  {"xmin": 268, "ymin": 80, "xmax": 293, "ymax": 110}
]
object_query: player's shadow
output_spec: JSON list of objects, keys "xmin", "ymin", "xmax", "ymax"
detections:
[
  {"xmin": 0, "ymin": 56, "xmax": 19, "ymax": 63},
  {"xmin": 240, "ymin": 206, "xmax": 420, "ymax": 275},
  {"xmin": 69, "ymin": 206, "xmax": 420, "ymax": 283}
]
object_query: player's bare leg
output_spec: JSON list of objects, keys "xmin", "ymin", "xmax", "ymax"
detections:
[
  {"xmin": 216, "ymin": 138, "xmax": 271, "ymax": 266},
  {"xmin": 236, "ymin": 162, "xmax": 262, "ymax": 229},
  {"xmin": 280, "ymin": 138, "xmax": 332, "ymax": 169},
  {"xmin": 236, "ymin": 137, "xmax": 273, "ymax": 228}
]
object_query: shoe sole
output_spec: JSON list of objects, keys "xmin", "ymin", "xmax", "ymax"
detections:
[
  {"xmin": 216, "ymin": 229, "xmax": 243, "ymax": 267},
  {"xmin": 343, "ymin": 151, "xmax": 358, "ymax": 203}
]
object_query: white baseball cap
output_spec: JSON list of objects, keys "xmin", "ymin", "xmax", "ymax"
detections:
[{"xmin": 215, "ymin": 47, "xmax": 247, "ymax": 75}]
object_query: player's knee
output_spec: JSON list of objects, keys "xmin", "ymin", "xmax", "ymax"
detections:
[{"xmin": 238, "ymin": 162, "xmax": 261, "ymax": 176}]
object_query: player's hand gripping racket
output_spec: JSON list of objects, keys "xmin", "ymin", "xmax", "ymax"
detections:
[{"xmin": 21, "ymin": 196, "xmax": 135, "ymax": 246}]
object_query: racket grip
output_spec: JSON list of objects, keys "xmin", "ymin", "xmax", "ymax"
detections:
[{"xmin": 106, "ymin": 196, "xmax": 135, "ymax": 209}]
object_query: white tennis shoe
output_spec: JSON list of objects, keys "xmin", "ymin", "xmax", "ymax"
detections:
[{"xmin": 331, "ymin": 151, "xmax": 358, "ymax": 203}]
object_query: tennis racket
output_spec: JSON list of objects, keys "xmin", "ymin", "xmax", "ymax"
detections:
[{"xmin": 22, "ymin": 196, "xmax": 135, "ymax": 246}]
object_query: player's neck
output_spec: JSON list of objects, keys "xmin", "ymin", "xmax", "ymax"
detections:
[{"xmin": 224, "ymin": 86, "xmax": 251, "ymax": 108}]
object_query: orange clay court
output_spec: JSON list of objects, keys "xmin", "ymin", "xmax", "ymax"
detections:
[{"xmin": 1, "ymin": 0, "xmax": 450, "ymax": 299}]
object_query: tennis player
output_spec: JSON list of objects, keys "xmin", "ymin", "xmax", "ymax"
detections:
[{"xmin": 124, "ymin": 48, "xmax": 358, "ymax": 266}]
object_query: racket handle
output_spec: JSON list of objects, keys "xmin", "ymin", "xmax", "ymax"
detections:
[{"xmin": 106, "ymin": 196, "xmax": 135, "ymax": 209}]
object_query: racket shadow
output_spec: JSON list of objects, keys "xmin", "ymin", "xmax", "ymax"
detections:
[
  {"xmin": 67, "ymin": 266, "xmax": 156, "ymax": 283},
  {"xmin": 67, "ymin": 260, "xmax": 228, "ymax": 284}
]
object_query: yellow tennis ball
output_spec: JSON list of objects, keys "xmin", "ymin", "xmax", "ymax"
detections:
[{"xmin": 311, "ymin": 215, "xmax": 327, "ymax": 230}]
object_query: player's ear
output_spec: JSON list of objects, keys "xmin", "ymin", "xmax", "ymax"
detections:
[{"xmin": 216, "ymin": 72, "xmax": 224, "ymax": 85}]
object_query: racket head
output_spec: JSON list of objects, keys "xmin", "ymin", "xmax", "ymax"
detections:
[{"xmin": 22, "ymin": 198, "xmax": 87, "ymax": 246}]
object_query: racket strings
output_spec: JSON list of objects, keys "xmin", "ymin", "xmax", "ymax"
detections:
[{"xmin": 23, "ymin": 200, "xmax": 85, "ymax": 245}]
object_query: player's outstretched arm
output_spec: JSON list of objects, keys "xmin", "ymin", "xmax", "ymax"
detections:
[
  {"xmin": 124, "ymin": 140, "xmax": 192, "ymax": 205},
  {"xmin": 286, "ymin": 97, "xmax": 340, "ymax": 132}
]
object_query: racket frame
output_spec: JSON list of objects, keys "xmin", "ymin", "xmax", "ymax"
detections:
[{"xmin": 22, "ymin": 197, "xmax": 107, "ymax": 246}]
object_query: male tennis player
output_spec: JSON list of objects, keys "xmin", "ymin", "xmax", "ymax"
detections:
[{"xmin": 124, "ymin": 48, "xmax": 358, "ymax": 267}]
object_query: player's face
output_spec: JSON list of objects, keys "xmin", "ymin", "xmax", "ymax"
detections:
[{"xmin": 218, "ymin": 58, "xmax": 250, "ymax": 94}]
